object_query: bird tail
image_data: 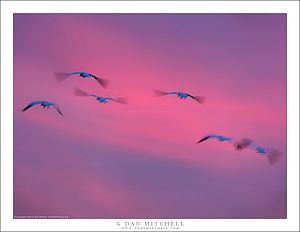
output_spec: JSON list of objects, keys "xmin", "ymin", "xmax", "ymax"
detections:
[
  {"xmin": 114, "ymin": 97, "xmax": 128, "ymax": 104},
  {"xmin": 153, "ymin": 89, "xmax": 168, "ymax": 97},
  {"xmin": 267, "ymin": 150, "xmax": 282, "ymax": 165},
  {"xmin": 54, "ymin": 72, "xmax": 70, "ymax": 81},
  {"xmin": 192, "ymin": 96, "xmax": 205, "ymax": 104},
  {"xmin": 74, "ymin": 88, "xmax": 88, "ymax": 97}
]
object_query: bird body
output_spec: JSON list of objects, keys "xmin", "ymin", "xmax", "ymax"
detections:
[
  {"xmin": 75, "ymin": 88, "xmax": 127, "ymax": 104},
  {"xmin": 22, "ymin": 100, "xmax": 63, "ymax": 116},
  {"xmin": 255, "ymin": 146, "xmax": 269, "ymax": 154},
  {"xmin": 71, "ymin": 72, "xmax": 94, "ymax": 78},
  {"xmin": 153, "ymin": 89, "xmax": 204, "ymax": 103},
  {"xmin": 96, "ymin": 97, "xmax": 114, "ymax": 103},
  {"xmin": 167, "ymin": 92, "xmax": 190, "ymax": 99}
]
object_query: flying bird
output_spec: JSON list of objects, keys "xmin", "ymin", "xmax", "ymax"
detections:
[
  {"xmin": 75, "ymin": 88, "xmax": 127, "ymax": 104},
  {"xmin": 235, "ymin": 138, "xmax": 283, "ymax": 165},
  {"xmin": 55, "ymin": 71, "xmax": 109, "ymax": 88},
  {"xmin": 22, "ymin": 100, "xmax": 63, "ymax": 116},
  {"xmin": 197, "ymin": 135, "xmax": 282, "ymax": 165},
  {"xmin": 197, "ymin": 135, "xmax": 281, "ymax": 165},
  {"xmin": 153, "ymin": 89, "xmax": 204, "ymax": 103}
]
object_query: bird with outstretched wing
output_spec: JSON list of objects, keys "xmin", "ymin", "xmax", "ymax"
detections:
[
  {"xmin": 153, "ymin": 89, "xmax": 204, "ymax": 103},
  {"xmin": 22, "ymin": 100, "xmax": 63, "ymax": 116},
  {"xmin": 55, "ymin": 71, "xmax": 109, "ymax": 88},
  {"xmin": 74, "ymin": 88, "xmax": 127, "ymax": 104}
]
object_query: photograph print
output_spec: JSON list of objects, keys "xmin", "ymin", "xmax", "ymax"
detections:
[{"xmin": 13, "ymin": 13, "xmax": 286, "ymax": 219}]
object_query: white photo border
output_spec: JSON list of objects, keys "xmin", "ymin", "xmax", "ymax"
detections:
[{"xmin": 1, "ymin": 1, "xmax": 299, "ymax": 231}]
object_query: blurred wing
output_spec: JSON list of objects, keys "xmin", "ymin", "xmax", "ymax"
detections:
[
  {"xmin": 235, "ymin": 138, "xmax": 253, "ymax": 150},
  {"xmin": 153, "ymin": 89, "xmax": 168, "ymax": 97},
  {"xmin": 188, "ymin": 94, "xmax": 205, "ymax": 103},
  {"xmin": 54, "ymin": 72, "xmax": 73, "ymax": 81},
  {"xmin": 89, "ymin": 94, "xmax": 98, "ymax": 98},
  {"xmin": 91, "ymin": 75, "xmax": 109, "ymax": 88},
  {"xmin": 267, "ymin": 149, "xmax": 282, "ymax": 165},
  {"xmin": 112, "ymin": 97, "xmax": 128, "ymax": 104},
  {"xmin": 74, "ymin": 88, "xmax": 89, "ymax": 97},
  {"xmin": 22, "ymin": 101, "xmax": 42, "ymax": 111},
  {"xmin": 53, "ymin": 105, "xmax": 63, "ymax": 116},
  {"xmin": 70, "ymin": 72, "xmax": 82, "ymax": 75},
  {"xmin": 197, "ymin": 136, "xmax": 211, "ymax": 144}
]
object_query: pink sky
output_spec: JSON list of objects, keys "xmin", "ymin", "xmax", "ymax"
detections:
[{"xmin": 14, "ymin": 13, "xmax": 286, "ymax": 218}]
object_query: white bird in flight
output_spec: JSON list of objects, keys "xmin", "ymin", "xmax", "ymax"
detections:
[
  {"xmin": 197, "ymin": 135, "xmax": 283, "ymax": 165},
  {"xmin": 22, "ymin": 100, "xmax": 63, "ymax": 116},
  {"xmin": 153, "ymin": 89, "xmax": 204, "ymax": 103},
  {"xmin": 55, "ymin": 71, "xmax": 109, "ymax": 88},
  {"xmin": 75, "ymin": 88, "xmax": 127, "ymax": 104}
]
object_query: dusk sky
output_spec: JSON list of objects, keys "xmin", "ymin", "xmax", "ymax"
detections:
[{"xmin": 13, "ymin": 13, "xmax": 286, "ymax": 218}]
